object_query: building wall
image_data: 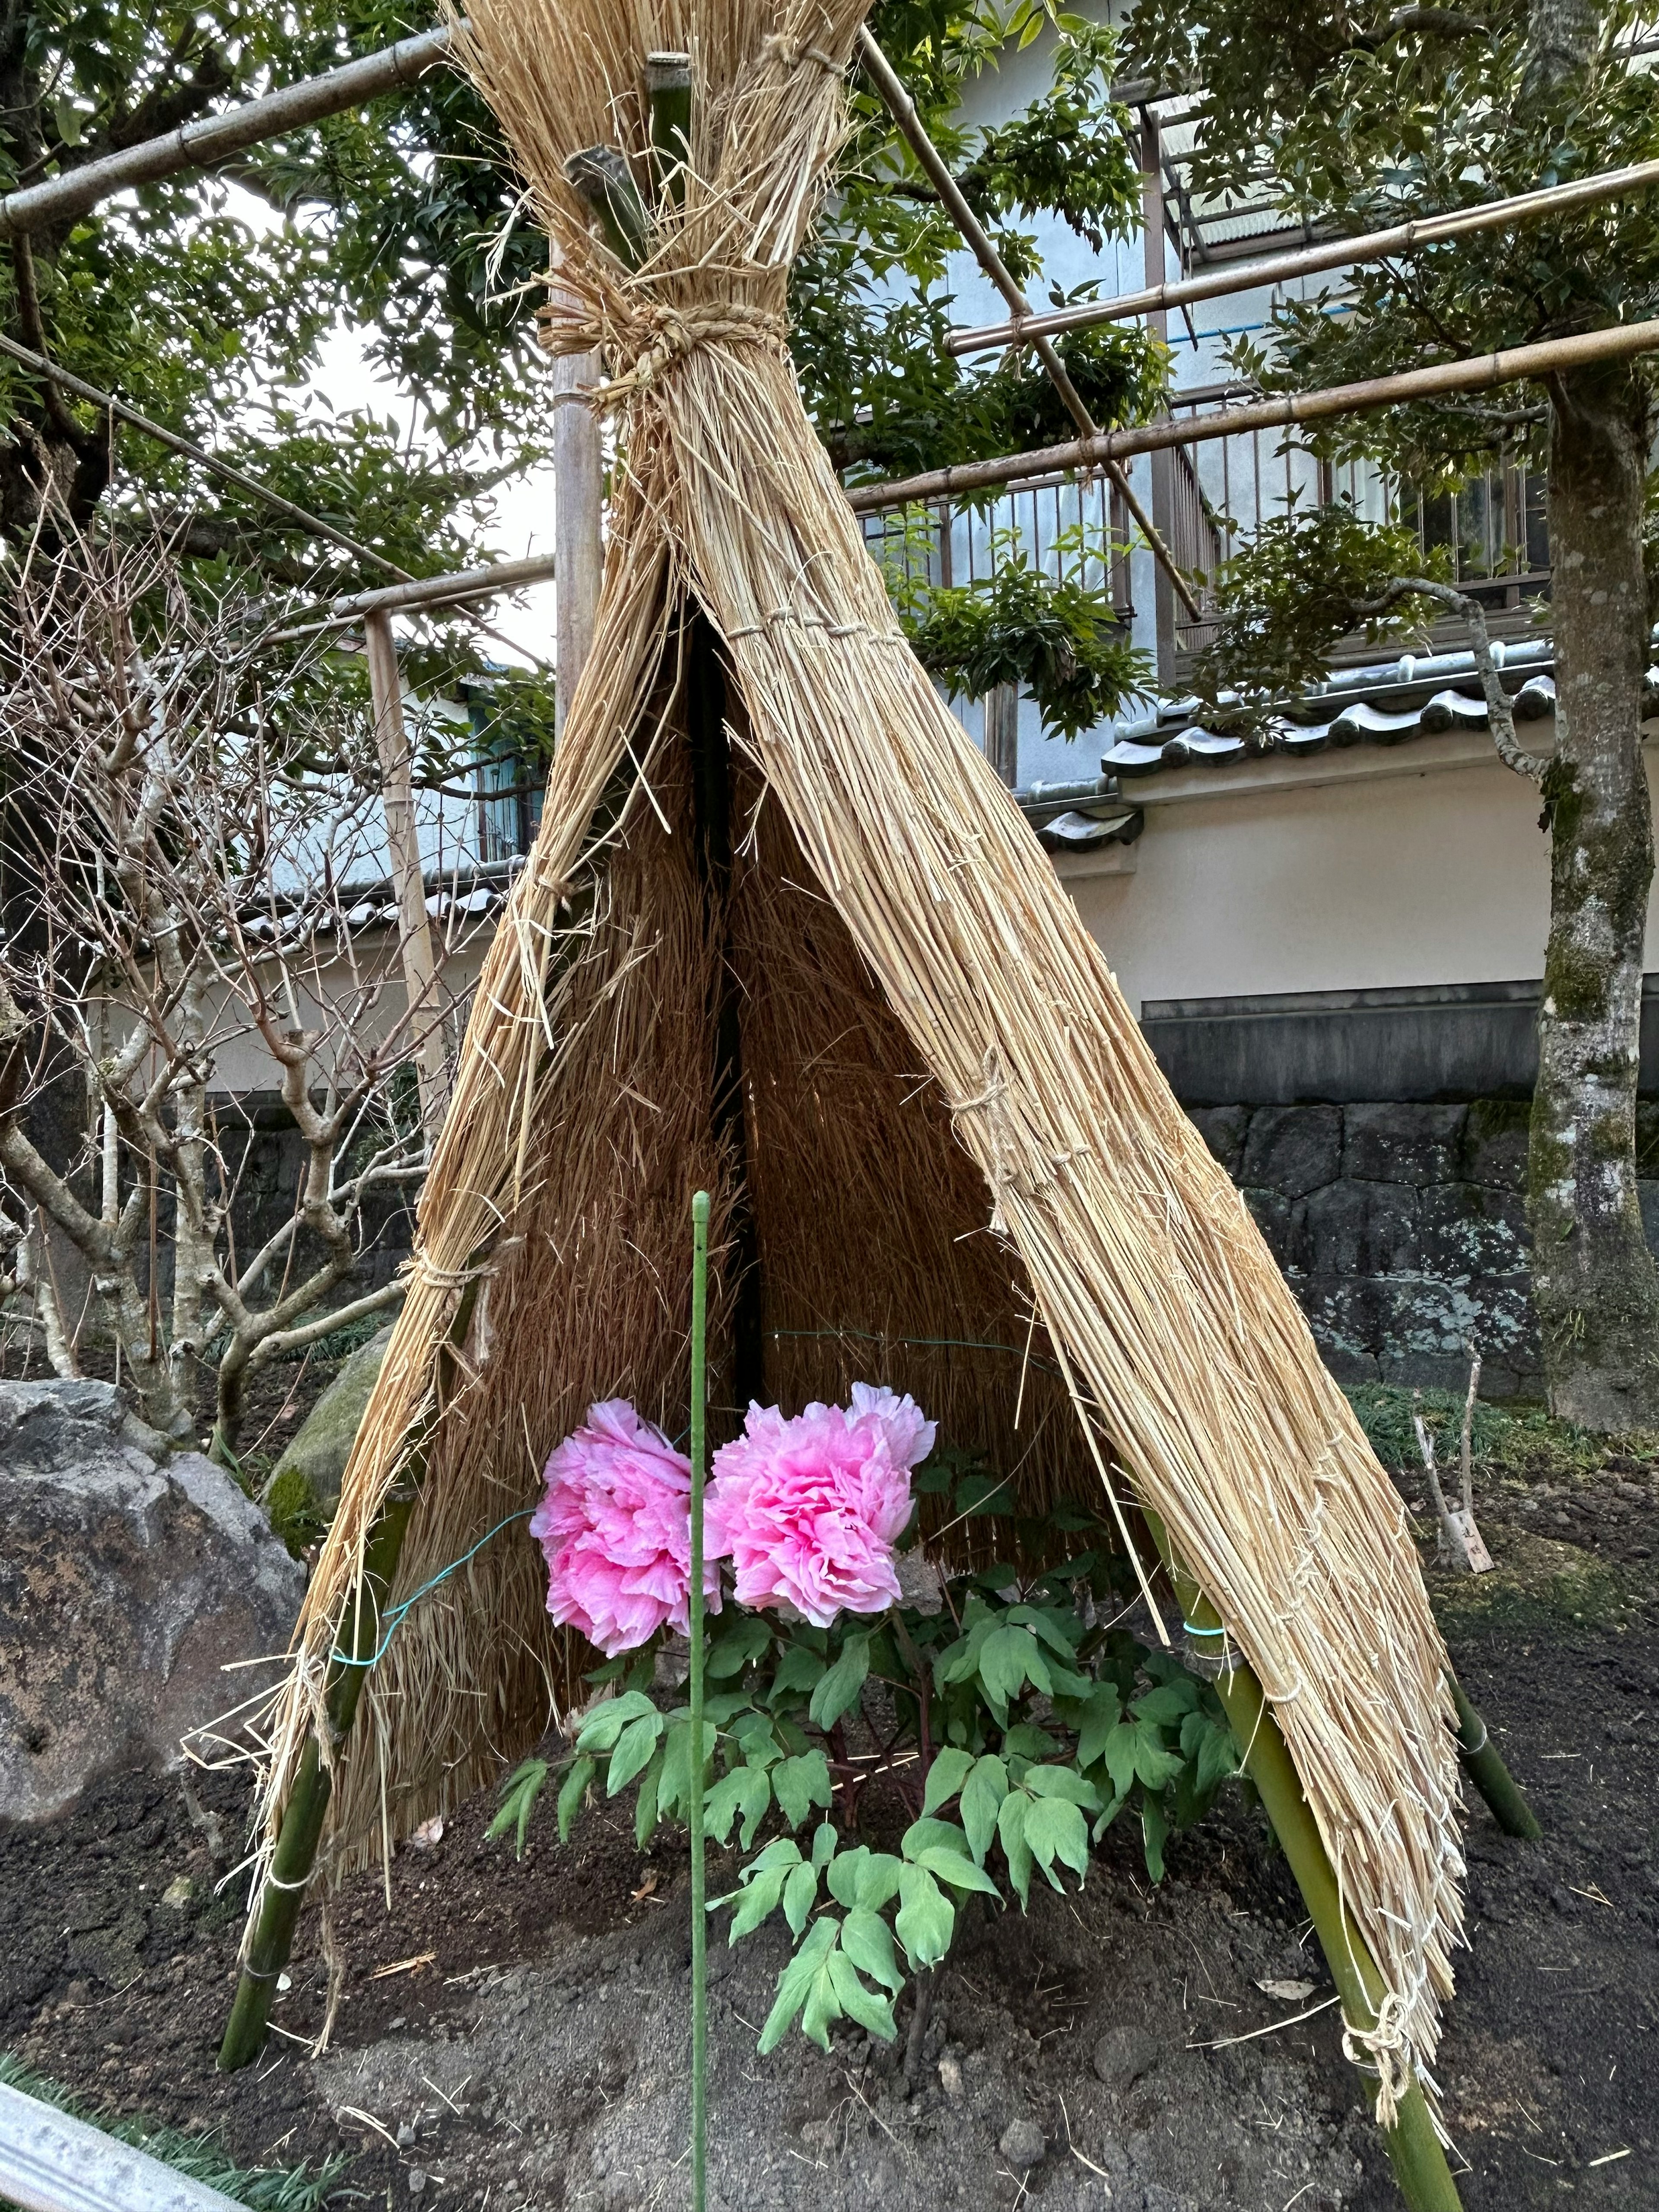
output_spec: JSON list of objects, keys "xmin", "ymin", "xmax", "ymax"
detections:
[
  {"xmin": 1059, "ymin": 725, "xmax": 1659, "ymax": 1019},
  {"xmin": 1048, "ymin": 725, "xmax": 1659, "ymax": 1396}
]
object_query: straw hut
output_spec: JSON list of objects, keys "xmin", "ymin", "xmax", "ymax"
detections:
[{"xmin": 248, "ymin": 0, "xmax": 1463, "ymax": 2108}]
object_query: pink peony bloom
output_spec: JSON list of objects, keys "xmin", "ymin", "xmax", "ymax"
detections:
[
  {"xmin": 530, "ymin": 1399, "xmax": 719, "ymax": 1656},
  {"xmin": 704, "ymin": 1385, "xmax": 934, "ymax": 1629}
]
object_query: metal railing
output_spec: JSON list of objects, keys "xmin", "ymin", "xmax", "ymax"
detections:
[{"xmin": 860, "ymin": 468, "xmax": 1135, "ymax": 614}]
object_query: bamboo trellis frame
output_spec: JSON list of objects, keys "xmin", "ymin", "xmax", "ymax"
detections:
[{"xmin": 948, "ymin": 155, "xmax": 1659, "ymax": 356}]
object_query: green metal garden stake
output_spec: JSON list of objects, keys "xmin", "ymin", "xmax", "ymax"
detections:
[{"xmin": 688, "ymin": 1189, "xmax": 711, "ymax": 2212}]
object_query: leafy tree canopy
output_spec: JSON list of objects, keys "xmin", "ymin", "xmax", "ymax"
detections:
[{"xmin": 3, "ymin": 0, "xmax": 1159, "ymax": 726}]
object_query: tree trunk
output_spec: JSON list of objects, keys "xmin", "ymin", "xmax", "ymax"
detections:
[{"xmin": 1528, "ymin": 359, "xmax": 1659, "ymax": 1429}]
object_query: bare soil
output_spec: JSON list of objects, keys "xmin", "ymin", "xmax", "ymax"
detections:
[{"xmin": 3, "ymin": 1451, "xmax": 1657, "ymax": 2212}]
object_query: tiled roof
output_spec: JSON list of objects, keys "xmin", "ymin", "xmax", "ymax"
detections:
[{"xmin": 1097, "ymin": 639, "xmax": 1568, "ymax": 781}]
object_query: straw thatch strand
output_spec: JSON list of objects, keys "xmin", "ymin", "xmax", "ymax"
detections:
[{"xmin": 248, "ymin": 0, "xmax": 1462, "ymax": 2106}]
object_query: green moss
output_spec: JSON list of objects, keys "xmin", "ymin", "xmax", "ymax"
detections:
[
  {"xmin": 264, "ymin": 1465, "xmax": 329, "ymax": 1558},
  {"xmin": 1540, "ymin": 935, "xmax": 1611, "ymax": 1026},
  {"xmin": 1539, "ymin": 756, "xmax": 1582, "ymax": 842},
  {"xmin": 1466, "ymin": 1097, "xmax": 1530, "ymax": 1142},
  {"xmin": 1428, "ymin": 1531, "xmax": 1635, "ymax": 1637}
]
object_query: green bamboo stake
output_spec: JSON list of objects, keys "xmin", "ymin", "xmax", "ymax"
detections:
[
  {"xmin": 1447, "ymin": 1670, "xmax": 1541, "ymax": 1839},
  {"xmin": 1145, "ymin": 1515, "xmax": 1463, "ymax": 2212},
  {"xmin": 688, "ymin": 1188, "xmax": 711, "ymax": 2212},
  {"xmin": 645, "ymin": 52, "xmax": 692, "ymax": 207},
  {"xmin": 219, "ymin": 1274, "xmax": 483, "ymax": 2071}
]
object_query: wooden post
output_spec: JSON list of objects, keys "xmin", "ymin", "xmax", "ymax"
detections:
[
  {"xmin": 552, "ymin": 337, "xmax": 603, "ymax": 741},
  {"xmin": 983, "ymin": 683, "xmax": 1019, "ymax": 786},
  {"xmin": 1140, "ymin": 107, "xmax": 1180, "ymax": 683},
  {"xmin": 362, "ymin": 607, "xmax": 449, "ymax": 1135}
]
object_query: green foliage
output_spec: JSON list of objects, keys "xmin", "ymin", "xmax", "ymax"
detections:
[
  {"xmin": 491, "ymin": 1448, "xmax": 1243, "ymax": 2057},
  {"xmin": 1340, "ymin": 1381, "xmax": 1640, "ymax": 1484},
  {"xmin": 793, "ymin": 5, "xmax": 1159, "ymax": 482},
  {"xmin": 902, "ymin": 546, "xmax": 1152, "ymax": 737},
  {"xmin": 485, "ymin": 1758, "xmax": 552, "ymax": 1858},
  {"xmin": 0, "ymin": 2053, "xmax": 350, "ymax": 2209},
  {"xmin": 1189, "ymin": 498, "xmax": 1449, "ymax": 729}
]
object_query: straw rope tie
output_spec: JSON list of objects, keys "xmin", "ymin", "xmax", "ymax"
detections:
[
  {"xmin": 1342, "ymin": 1991, "xmax": 1415, "ymax": 2129},
  {"xmin": 760, "ymin": 32, "xmax": 841, "ymax": 72},
  {"xmin": 724, "ymin": 608, "xmax": 905, "ymax": 644},
  {"xmin": 545, "ymin": 300, "xmax": 789, "ymax": 404}
]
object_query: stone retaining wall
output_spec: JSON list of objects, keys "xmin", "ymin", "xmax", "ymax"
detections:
[{"xmin": 1187, "ymin": 1099, "xmax": 1659, "ymax": 1399}]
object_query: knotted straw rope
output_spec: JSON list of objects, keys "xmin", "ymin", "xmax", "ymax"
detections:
[{"xmin": 251, "ymin": 0, "xmax": 1465, "ymax": 2109}]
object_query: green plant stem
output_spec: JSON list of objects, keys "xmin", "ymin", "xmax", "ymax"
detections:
[
  {"xmin": 218, "ymin": 1278, "xmax": 482, "ymax": 2072},
  {"xmin": 688, "ymin": 1188, "xmax": 711, "ymax": 2212},
  {"xmin": 1447, "ymin": 1671, "xmax": 1541, "ymax": 1839},
  {"xmin": 1144, "ymin": 1514, "xmax": 1463, "ymax": 2212}
]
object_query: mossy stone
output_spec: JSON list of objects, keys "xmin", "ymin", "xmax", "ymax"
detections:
[{"xmin": 266, "ymin": 1321, "xmax": 395, "ymax": 1535}]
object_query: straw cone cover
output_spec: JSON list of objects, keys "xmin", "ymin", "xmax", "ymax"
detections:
[{"xmin": 251, "ymin": 0, "xmax": 1464, "ymax": 2102}]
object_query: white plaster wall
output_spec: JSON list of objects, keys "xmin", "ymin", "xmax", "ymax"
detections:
[{"xmin": 1057, "ymin": 735, "xmax": 1659, "ymax": 1015}]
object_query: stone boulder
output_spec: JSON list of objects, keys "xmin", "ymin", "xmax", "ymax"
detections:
[
  {"xmin": 0, "ymin": 1379, "xmax": 305, "ymax": 1823},
  {"xmin": 265, "ymin": 1322, "xmax": 394, "ymax": 1543}
]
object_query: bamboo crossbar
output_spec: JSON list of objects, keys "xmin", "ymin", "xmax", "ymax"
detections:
[
  {"xmin": 847, "ymin": 314, "xmax": 1659, "ymax": 512},
  {"xmin": 0, "ymin": 24, "xmax": 460, "ymax": 241},
  {"xmin": 947, "ymin": 156, "xmax": 1659, "ymax": 356}
]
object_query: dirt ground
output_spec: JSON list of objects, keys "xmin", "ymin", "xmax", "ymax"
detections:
[{"xmin": 3, "ymin": 1439, "xmax": 1657, "ymax": 2212}]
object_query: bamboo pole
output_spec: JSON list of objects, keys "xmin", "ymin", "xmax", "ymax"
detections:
[
  {"xmin": 688, "ymin": 1189, "xmax": 711, "ymax": 2212},
  {"xmin": 1145, "ymin": 1516, "xmax": 1463, "ymax": 2212},
  {"xmin": 948, "ymin": 156, "xmax": 1659, "ymax": 356},
  {"xmin": 363, "ymin": 607, "xmax": 450, "ymax": 1136},
  {"xmin": 217, "ymin": 1275, "xmax": 486, "ymax": 2069},
  {"xmin": 845, "ymin": 314, "xmax": 1659, "ymax": 512},
  {"xmin": 1448, "ymin": 1673, "xmax": 1542, "ymax": 1840},
  {"xmin": 0, "ymin": 24, "xmax": 461, "ymax": 242},
  {"xmin": 855, "ymin": 27, "xmax": 1202, "ymax": 622}
]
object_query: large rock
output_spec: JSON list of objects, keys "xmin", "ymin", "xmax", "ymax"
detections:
[
  {"xmin": 266, "ymin": 1322, "xmax": 394, "ymax": 1537},
  {"xmin": 0, "ymin": 1379, "xmax": 305, "ymax": 1823}
]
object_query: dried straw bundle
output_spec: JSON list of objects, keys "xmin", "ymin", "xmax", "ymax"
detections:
[{"xmin": 251, "ymin": 0, "xmax": 1463, "ymax": 2099}]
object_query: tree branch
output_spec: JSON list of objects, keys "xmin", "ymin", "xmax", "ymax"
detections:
[{"xmin": 1357, "ymin": 576, "xmax": 1550, "ymax": 781}]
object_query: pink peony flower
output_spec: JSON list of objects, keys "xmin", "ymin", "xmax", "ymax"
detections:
[
  {"xmin": 704, "ymin": 1385, "xmax": 935, "ymax": 1629},
  {"xmin": 530, "ymin": 1399, "xmax": 719, "ymax": 1656}
]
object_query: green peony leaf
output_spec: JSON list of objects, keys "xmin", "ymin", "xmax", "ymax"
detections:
[
  {"xmin": 961, "ymin": 1754, "xmax": 1008, "ymax": 1863},
  {"xmin": 895, "ymin": 1863, "xmax": 955, "ymax": 1970},
  {"xmin": 758, "ymin": 1917, "xmax": 839, "ymax": 2052},
  {"xmin": 773, "ymin": 1748, "xmax": 834, "ymax": 1829},
  {"xmin": 1075, "ymin": 1684, "xmax": 1124, "ymax": 1771},
  {"xmin": 827, "ymin": 1950, "xmax": 899, "ymax": 2042},
  {"xmin": 1100, "ymin": 1720, "xmax": 1140, "ymax": 1800},
  {"xmin": 826, "ymin": 1846, "xmax": 904, "ymax": 1913},
  {"xmin": 1023, "ymin": 1794, "xmax": 1090, "ymax": 1885},
  {"xmin": 783, "ymin": 1859, "xmax": 820, "ymax": 1937},
  {"xmin": 922, "ymin": 1746, "xmax": 976, "ymax": 1814},
  {"xmin": 997, "ymin": 1788, "xmax": 1034, "ymax": 1908},
  {"xmin": 809, "ymin": 1635, "xmax": 871, "ymax": 1729},
  {"xmin": 900, "ymin": 1816, "xmax": 974, "ymax": 1863},
  {"xmin": 634, "ymin": 1750, "xmax": 664, "ymax": 1848},
  {"xmin": 707, "ymin": 1616, "xmax": 774, "ymax": 1678},
  {"xmin": 575, "ymin": 1689, "xmax": 657, "ymax": 1754},
  {"xmin": 1141, "ymin": 1796, "xmax": 1169, "ymax": 1884},
  {"xmin": 552, "ymin": 1755, "xmax": 594, "ymax": 1844},
  {"xmin": 607, "ymin": 1712, "xmax": 665, "ymax": 1796},
  {"xmin": 840, "ymin": 1906, "xmax": 905, "ymax": 1993},
  {"xmin": 915, "ymin": 1847, "xmax": 1001, "ymax": 1894},
  {"xmin": 1021, "ymin": 1764, "xmax": 1101, "ymax": 1810}
]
